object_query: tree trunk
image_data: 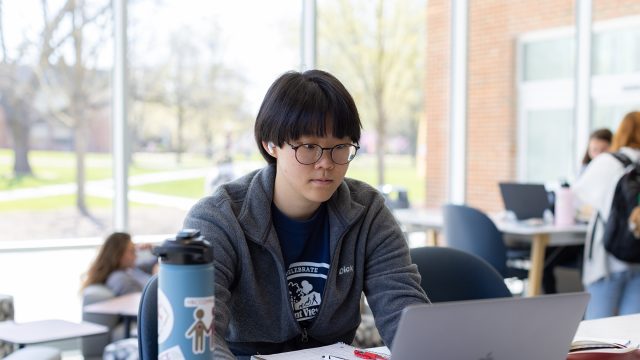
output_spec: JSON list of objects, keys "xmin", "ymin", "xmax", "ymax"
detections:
[
  {"xmin": 375, "ymin": 111, "xmax": 386, "ymax": 186},
  {"xmin": 1, "ymin": 98, "xmax": 33, "ymax": 176},
  {"xmin": 11, "ymin": 115, "xmax": 33, "ymax": 176},
  {"xmin": 75, "ymin": 121, "xmax": 89, "ymax": 216},
  {"xmin": 176, "ymin": 103, "xmax": 184, "ymax": 164}
]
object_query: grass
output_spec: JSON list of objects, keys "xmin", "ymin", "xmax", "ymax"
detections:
[
  {"xmin": 0, "ymin": 194, "xmax": 112, "ymax": 212},
  {"xmin": 131, "ymin": 178, "xmax": 206, "ymax": 199},
  {"xmin": 0, "ymin": 149, "xmax": 426, "ymax": 211}
]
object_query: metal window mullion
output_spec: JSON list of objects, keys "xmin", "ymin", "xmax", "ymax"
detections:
[
  {"xmin": 574, "ymin": 0, "xmax": 592, "ymax": 175},
  {"xmin": 112, "ymin": 0, "xmax": 128, "ymax": 231},
  {"xmin": 448, "ymin": 0, "xmax": 468, "ymax": 204},
  {"xmin": 301, "ymin": 0, "xmax": 317, "ymax": 71}
]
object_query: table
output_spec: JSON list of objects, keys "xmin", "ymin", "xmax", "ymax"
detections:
[
  {"xmin": 83, "ymin": 292, "xmax": 141, "ymax": 338},
  {"xmin": 0, "ymin": 319, "xmax": 108, "ymax": 348},
  {"xmin": 393, "ymin": 208, "xmax": 588, "ymax": 296},
  {"xmin": 574, "ymin": 313, "xmax": 640, "ymax": 344}
]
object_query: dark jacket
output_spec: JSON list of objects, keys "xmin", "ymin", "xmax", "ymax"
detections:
[{"xmin": 184, "ymin": 164, "xmax": 429, "ymax": 359}]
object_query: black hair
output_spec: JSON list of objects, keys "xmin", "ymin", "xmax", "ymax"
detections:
[{"xmin": 254, "ymin": 70, "xmax": 362, "ymax": 164}]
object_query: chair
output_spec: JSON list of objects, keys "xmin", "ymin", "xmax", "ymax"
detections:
[
  {"xmin": 81, "ymin": 284, "xmax": 122, "ymax": 359},
  {"xmin": 442, "ymin": 204, "xmax": 528, "ymax": 279},
  {"xmin": 137, "ymin": 275, "xmax": 158, "ymax": 360},
  {"xmin": 410, "ymin": 246, "xmax": 512, "ymax": 302}
]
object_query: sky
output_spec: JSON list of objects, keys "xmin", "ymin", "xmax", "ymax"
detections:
[{"xmin": 2, "ymin": 0, "xmax": 301, "ymax": 112}]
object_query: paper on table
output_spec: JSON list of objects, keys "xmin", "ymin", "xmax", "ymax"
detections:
[{"xmin": 250, "ymin": 343, "xmax": 360, "ymax": 360}]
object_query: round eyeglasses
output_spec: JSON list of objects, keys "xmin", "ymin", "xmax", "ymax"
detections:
[{"xmin": 285, "ymin": 142, "xmax": 360, "ymax": 165}]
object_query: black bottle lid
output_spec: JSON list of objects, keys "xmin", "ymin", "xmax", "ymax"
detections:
[{"xmin": 153, "ymin": 229, "xmax": 213, "ymax": 265}]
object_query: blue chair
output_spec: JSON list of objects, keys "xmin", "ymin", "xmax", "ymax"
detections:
[
  {"xmin": 137, "ymin": 275, "xmax": 157, "ymax": 360},
  {"xmin": 410, "ymin": 246, "xmax": 511, "ymax": 302},
  {"xmin": 442, "ymin": 204, "xmax": 528, "ymax": 279}
]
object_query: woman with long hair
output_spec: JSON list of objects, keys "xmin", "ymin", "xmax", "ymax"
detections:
[
  {"xmin": 573, "ymin": 111, "xmax": 640, "ymax": 319},
  {"xmin": 82, "ymin": 232, "xmax": 156, "ymax": 296}
]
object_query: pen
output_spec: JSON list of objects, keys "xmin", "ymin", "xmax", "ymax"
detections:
[
  {"xmin": 354, "ymin": 349, "xmax": 390, "ymax": 360},
  {"xmin": 322, "ymin": 355, "xmax": 349, "ymax": 360}
]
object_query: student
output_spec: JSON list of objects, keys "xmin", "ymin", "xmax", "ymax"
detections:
[
  {"xmin": 184, "ymin": 70, "xmax": 430, "ymax": 358},
  {"xmin": 573, "ymin": 111, "xmax": 640, "ymax": 319},
  {"xmin": 82, "ymin": 232, "xmax": 157, "ymax": 296},
  {"xmin": 541, "ymin": 128, "xmax": 613, "ymax": 294},
  {"xmin": 580, "ymin": 128, "xmax": 613, "ymax": 175}
]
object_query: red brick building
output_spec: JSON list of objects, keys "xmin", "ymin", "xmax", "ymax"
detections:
[{"xmin": 424, "ymin": 0, "xmax": 640, "ymax": 212}]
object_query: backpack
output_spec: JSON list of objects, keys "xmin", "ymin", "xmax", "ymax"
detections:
[{"xmin": 600, "ymin": 152, "xmax": 640, "ymax": 263}]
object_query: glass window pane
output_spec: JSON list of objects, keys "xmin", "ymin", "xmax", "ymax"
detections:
[
  {"xmin": 0, "ymin": 0, "xmax": 113, "ymax": 241},
  {"xmin": 593, "ymin": 26, "xmax": 640, "ymax": 75},
  {"xmin": 128, "ymin": 0, "xmax": 300, "ymax": 236},
  {"xmin": 316, "ymin": 0, "xmax": 427, "ymax": 205},
  {"xmin": 525, "ymin": 109, "xmax": 574, "ymax": 183},
  {"xmin": 523, "ymin": 37, "xmax": 575, "ymax": 81}
]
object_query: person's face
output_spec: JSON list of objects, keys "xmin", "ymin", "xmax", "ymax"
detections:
[
  {"xmin": 267, "ymin": 133, "xmax": 353, "ymax": 219},
  {"xmin": 588, "ymin": 138, "xmax": 610, "ymax": 160},
  {"xmin": 120, "ymin": 241, "xmax": 137, "ymax": 268}
]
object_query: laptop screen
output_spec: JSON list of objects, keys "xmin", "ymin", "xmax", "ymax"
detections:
[
  {"xmin": 391, "ymin": 292, "xmax": 589, "ymax": 360},
  {"xmin": 499, "ymin": 182, "xmax": 551, "ymax": 220}
]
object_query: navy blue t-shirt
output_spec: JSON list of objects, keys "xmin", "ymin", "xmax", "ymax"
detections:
[{"xmin": 272, "ymin": 203, "xmax": 331, "ymax": 327}]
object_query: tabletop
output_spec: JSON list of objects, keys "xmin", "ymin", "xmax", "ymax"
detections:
[
  {"xmin": 0, "ymin": 319, "xmax": 108, "ymax": 345},
  {"xmin": 574, "ymin": 313, "xmax": 640, "ymax": 344},
  {"xmin": 83, "ymin": 292, "xmax": 141, "ymax": 317}
]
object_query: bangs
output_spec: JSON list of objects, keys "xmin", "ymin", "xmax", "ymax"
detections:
[{"xmin": 275, "ymin": 81, "xmax": 360, "ymax": 143}]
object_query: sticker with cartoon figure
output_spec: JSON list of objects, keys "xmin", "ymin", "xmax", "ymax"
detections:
[{"xmin": 184, "ymin": 296, "xmax": 215, "ymax": 354}]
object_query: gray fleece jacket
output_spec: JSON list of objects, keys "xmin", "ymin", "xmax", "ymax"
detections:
[{"xmin": 184, "ymin": 164, "xmax": 429, "ymax": 359}]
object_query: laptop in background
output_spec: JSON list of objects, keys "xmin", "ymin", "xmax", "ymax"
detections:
[
  {"xmin": 499, "ymin": 182, "xmax": 552, "ymax": 220},
  {"xmin": 390, "ymin": 292, "xmax": 589, "ymax": 360}
]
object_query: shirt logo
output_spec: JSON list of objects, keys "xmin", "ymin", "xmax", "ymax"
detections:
[
  {"xmin": 338, "ymin": 265, "xmax": 354, "ymax": 275},
  {"xmin": 286, "ymin": 262, "xmax": 329, "ymax": 322}
]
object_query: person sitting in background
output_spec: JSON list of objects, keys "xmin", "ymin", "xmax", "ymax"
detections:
[
  {"xmin": 580, "ymin": 128, "xmax": 613, "ymax": 175},
  {"xmin": 81, "ymin": 232, "xmax": 158, "ymax": 296},
  {"xmin": 573, "ymin": 111, "xmax": 640, "ymax": 319}
]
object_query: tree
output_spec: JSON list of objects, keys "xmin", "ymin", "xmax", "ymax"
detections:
[
  {"xmin": 0, "ymin": 0, "xmax": 112, "ymax": 218},
  {"xmin": 318, "ymin": 0, "xmax": 425, "ymax": 186}
]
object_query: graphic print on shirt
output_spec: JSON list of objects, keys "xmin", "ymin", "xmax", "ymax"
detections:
[{"xmin": 286, "ymin": 261, "xmax": 330, "ymax": 322}]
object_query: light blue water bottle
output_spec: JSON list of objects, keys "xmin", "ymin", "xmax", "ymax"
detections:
[{"xmin": 153, "ymin": 229, "xmax": 215, "ymax": 359}]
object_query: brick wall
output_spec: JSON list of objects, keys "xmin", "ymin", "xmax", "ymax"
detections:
[{"xmin": 424, "ymin": 0, "xmax": 640, "ymax": 212}]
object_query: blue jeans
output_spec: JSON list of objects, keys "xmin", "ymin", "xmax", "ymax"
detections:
[{"xmin": 585, "ymin": 269, "xmax": 640, "ymax": 319}]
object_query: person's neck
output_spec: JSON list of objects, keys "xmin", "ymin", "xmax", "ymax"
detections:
[{"xmin": 272, "ymin": 190, "xmax": 319, "ymax": 221}]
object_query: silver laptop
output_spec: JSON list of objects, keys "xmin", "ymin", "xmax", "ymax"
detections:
[{"xmin": 391, "ymin": 292, "xmax": 589, "ymax": 360}]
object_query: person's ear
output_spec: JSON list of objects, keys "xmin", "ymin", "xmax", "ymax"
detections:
[{"xmin": 262, "ymin": 141, "xmax": 277, "ymax": 158}]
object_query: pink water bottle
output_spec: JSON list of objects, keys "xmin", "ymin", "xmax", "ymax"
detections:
[{"xmin": 555, "ymin": 182, "xmax": 575, "ymax": 226}]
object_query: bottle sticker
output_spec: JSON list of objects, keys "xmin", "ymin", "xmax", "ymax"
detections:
[
  {"xmin": 158, "ymin": 289, "xmax": 174, "ymax": 344},
  {"xmin": 159, "ymin": 345, "xmax": 186, "ymax": 360},
  {"xmin": 184, "ymin": 296, "xmax": 215, "ymax": 354}
]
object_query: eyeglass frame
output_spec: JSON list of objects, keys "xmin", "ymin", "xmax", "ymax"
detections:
[{"xmin": 284, "ymin": 141, "xmax": 360, "ymax": 165}]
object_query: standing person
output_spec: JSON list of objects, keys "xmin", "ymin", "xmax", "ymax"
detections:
[
  {"xmin": 580, "ymin": 128, "xmax": 613, "ymax": 175},
  {"xmin": 184, "ymin": 70, "xmax": 429, "ymax": 358},
  {"xmin": 81, "ymin": 232, "xmax": 157, "ymax": 296},
  {"xmin": 573, "ymin": 111, "xmax": 640, "ymax": 319},
  {"xmin": 542, "ymin": 128, "xmax": 613, "ymax": 294}
]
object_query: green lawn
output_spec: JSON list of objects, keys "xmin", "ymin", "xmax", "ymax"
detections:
[
  {"xmin": 131, "ymin": 178, "xmax": 206, "ymax": 199},
  {"xmin": 347, "ymin": 154, "xmax": 425, "ymax": 206},
  {"xmin": 0, "ymin": 149, "xmax": 425, "ymax": 211},
  {"xmin": 0, "ymin": 149, "xmax": 211, "ymax": 191}
]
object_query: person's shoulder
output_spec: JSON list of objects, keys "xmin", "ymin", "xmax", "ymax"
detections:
[
  {"xmin": 341, "ymin": 177, "xmax": 385, "ymax": 206},
  {"xmin": 193, "ymin": 166, "xmax": 267, "ymax": 209}
]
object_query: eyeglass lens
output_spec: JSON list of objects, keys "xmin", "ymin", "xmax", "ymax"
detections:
[{"xmin": 295, "ymin": 144, "xmax": 357, "ymax": 165}]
